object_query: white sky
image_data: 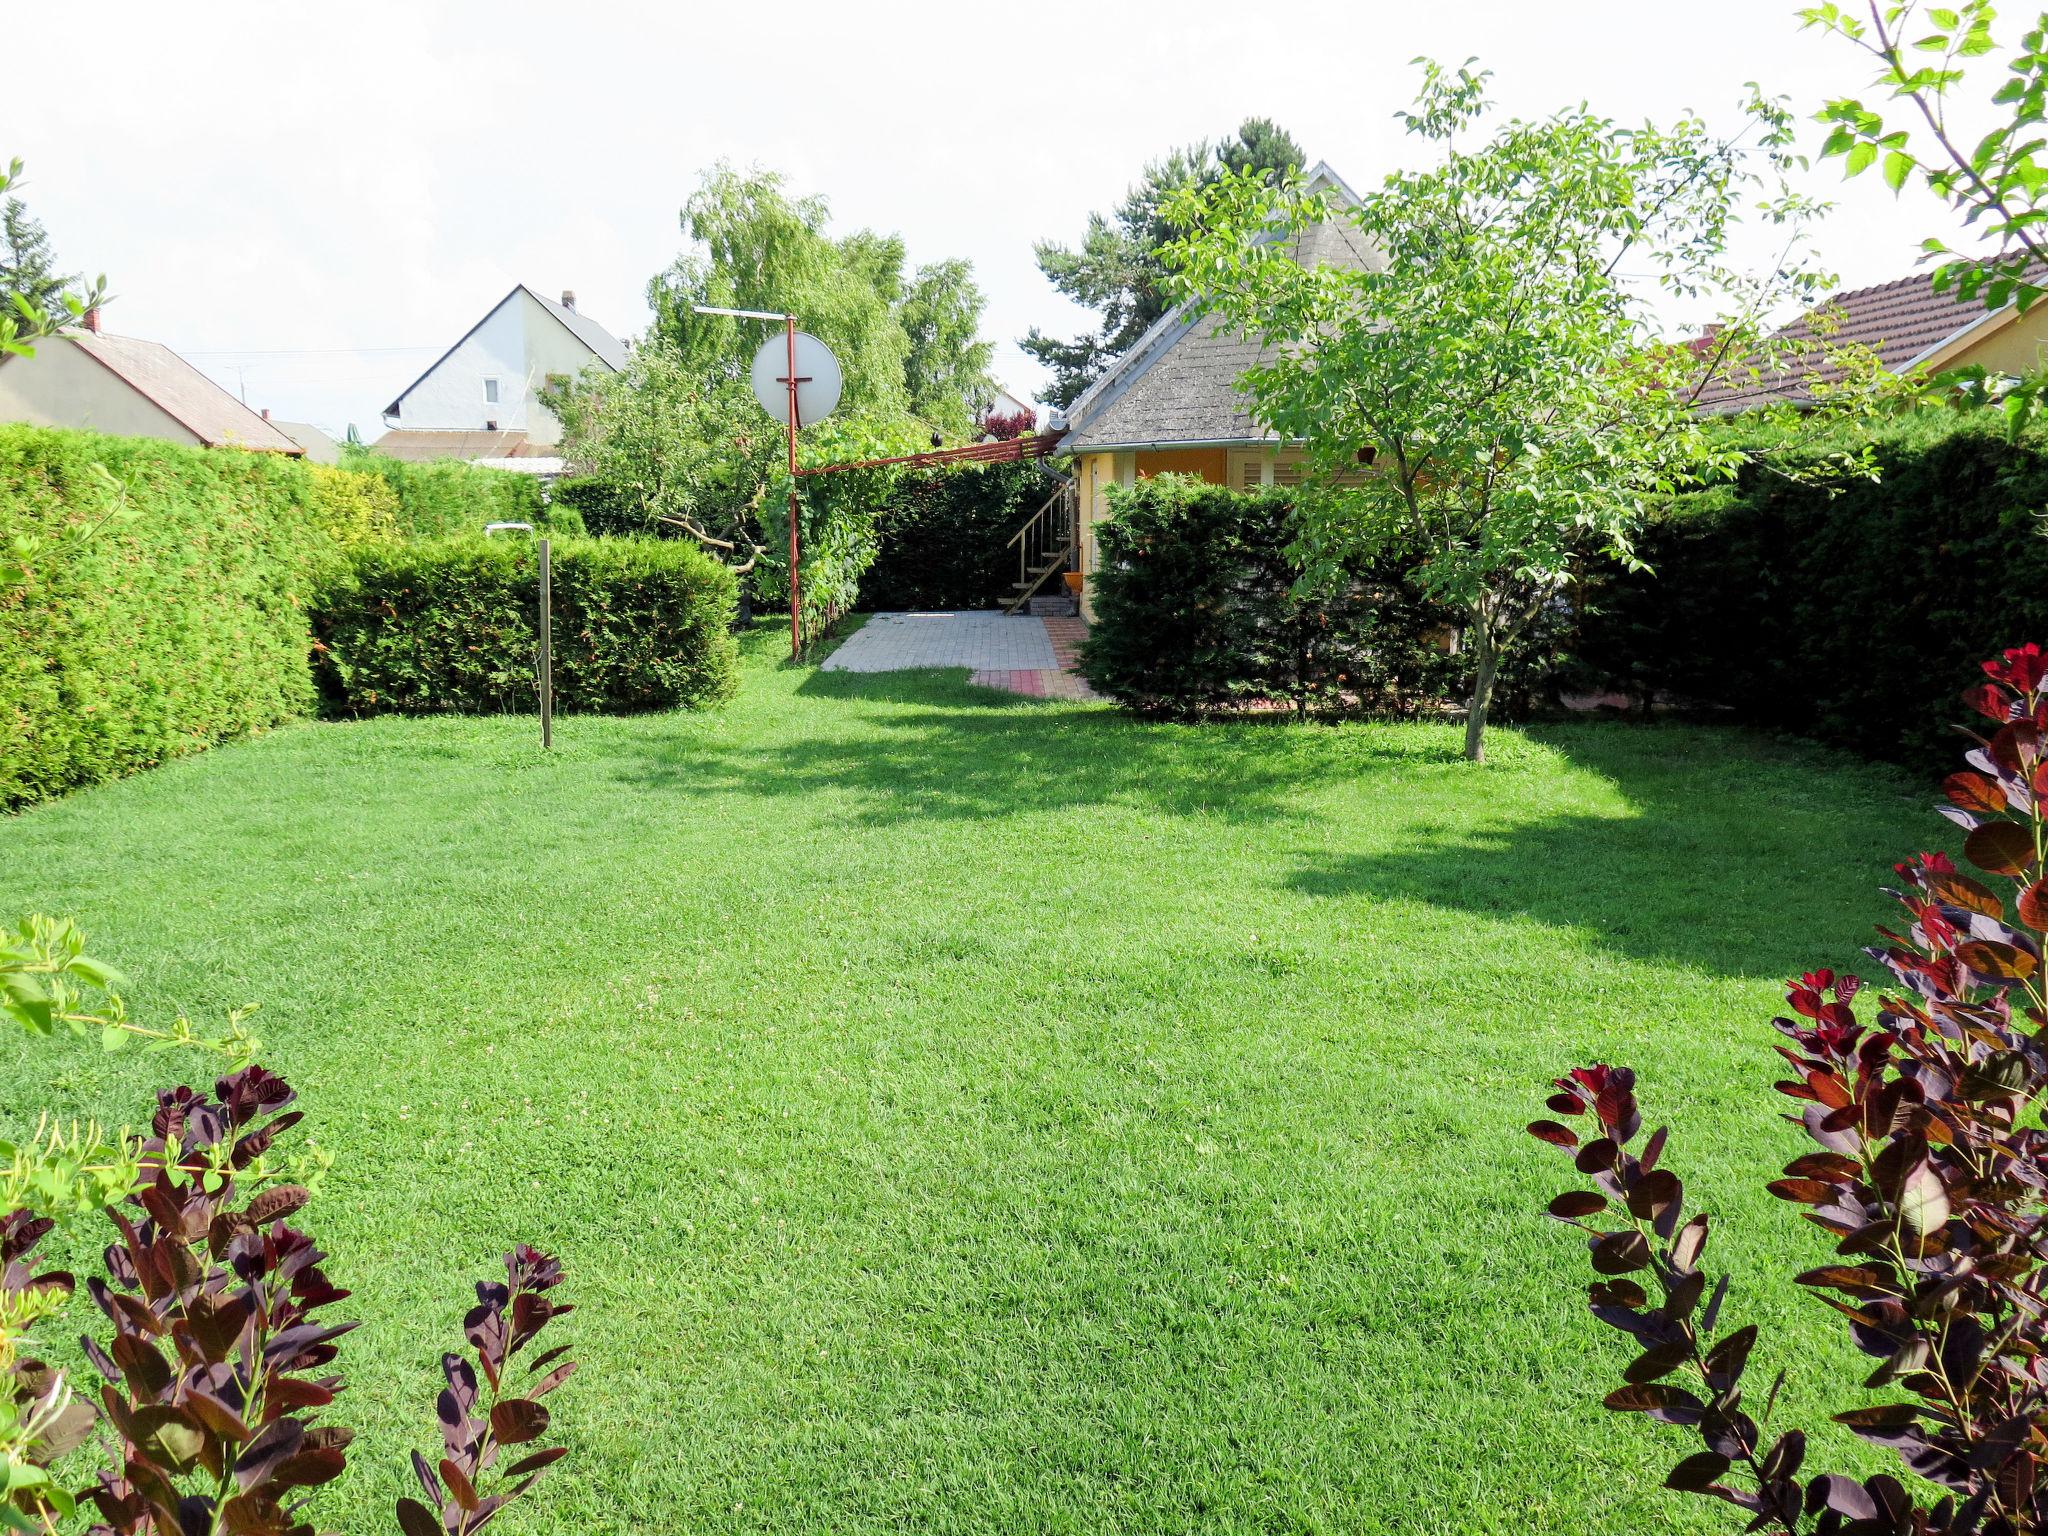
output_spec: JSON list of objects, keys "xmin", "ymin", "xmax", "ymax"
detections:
[{"xmin": 4, "ymin": 0, "xmax": 1994, "ymax": 439}]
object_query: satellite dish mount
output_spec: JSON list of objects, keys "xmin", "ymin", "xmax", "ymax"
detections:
[{"xmin": 696, "ymin": 305, "xmax": 843, "ymax": 658}]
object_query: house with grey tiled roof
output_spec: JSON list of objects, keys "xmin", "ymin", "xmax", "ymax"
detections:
[
  {"xmin": 375, "ymin": 284, "xmax": 626, "ymax": 468},
  {"xmin": 1696, "ymin": 264, "xmax": 2048, "ymax": 412},
  {"xmin": 1049, "ymin": 163, "xmax": 1379, "ymax": 617}
]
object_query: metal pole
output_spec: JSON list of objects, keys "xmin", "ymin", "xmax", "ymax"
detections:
[
  {"xmin": 785, "ymin": 316, "xmax": 801, "ymax": 660},
  {"xmin": 538, "ymin": 537, "xmax": 553, "ymax": 750}
]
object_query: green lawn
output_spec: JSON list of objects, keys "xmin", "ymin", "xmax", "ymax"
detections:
[{"xmin": 2, "ymin": 623, "xmax": 1937, "ymax": 1534}]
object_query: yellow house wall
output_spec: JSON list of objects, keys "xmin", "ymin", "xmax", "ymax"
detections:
[
  {"xmin": 1946, "ymin": 302, "xmax": 2048, "ymax": 376},
  {"xmin": 1073, "ymin": 446, "xmax": 1233, "ymax": 620}
]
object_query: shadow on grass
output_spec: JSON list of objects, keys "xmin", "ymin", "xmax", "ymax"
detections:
[
  {"xmin": 620, "ymin": 669, "xmax": 1925, "ymax": 978},
  {"xmin": 620, "ymin": 666, "xmax": 1463, "ymax": 827},
  {"xmin": 1282, "ymin": 724, "xmax": 1924, "ymax": 979}
]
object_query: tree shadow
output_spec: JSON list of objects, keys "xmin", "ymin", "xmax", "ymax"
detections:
[
  {"xmin": 616, "ymin": 666, "xmax": 1467, "ymax": 828},
  {"xmin": 1281, "ymin": 723, "xmax": 1931, "ymax": 980}
]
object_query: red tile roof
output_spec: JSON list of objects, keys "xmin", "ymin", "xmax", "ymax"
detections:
[{"xmin": 1695, "ymin": 269, "xmax": 2006, "ymax": 412}]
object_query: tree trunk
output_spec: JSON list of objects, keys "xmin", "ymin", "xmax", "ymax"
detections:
[{"xmin": 1463, "ymin": 614, "xmax": 1497, "ymax": 763}]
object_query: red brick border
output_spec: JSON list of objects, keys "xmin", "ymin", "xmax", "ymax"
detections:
[{"xmin": 969, "ymin": 617, "xmax": 1101, "ymax": 702}]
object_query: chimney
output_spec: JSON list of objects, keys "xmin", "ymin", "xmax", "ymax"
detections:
[
  {"xmin": 560, "ymin": 289, "xmax": 576, "ymax": 312},
  {"xmin": 260, "ymin": 408, "xmax": 271, "ymax": 421},
  {"xmin": 82, "ymin": 307, "xmax": 100, "ymax": 334}
]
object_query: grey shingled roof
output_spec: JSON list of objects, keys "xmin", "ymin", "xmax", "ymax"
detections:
[
  {"xmin": 383, "ymin": 284, "xmax": 625, "ymax": 417},
  {"xmin": 1059, "ymin": 161, "xmax": 1378, "ymax": 453}
]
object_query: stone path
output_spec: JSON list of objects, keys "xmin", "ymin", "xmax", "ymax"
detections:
[
  {"xmin": 971, "ymin": 616, "xmax": 1099, "ymax": 700},
  {"xmin": 823, "ymin": 611, "xmax": 1055, "ymax": 672},
  {"xmin": 822, "ymin": 611, "xmax": 1100, "ymax": 701}
]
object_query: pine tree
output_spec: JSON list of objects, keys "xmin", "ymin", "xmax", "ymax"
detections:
[
  {"xmin": 1, "ymin": 194, "xmax": 79, "ymax": 328},
  {"xmin": 1021, "ymin": 118, "xmax": 1304, "ymax": 408}
]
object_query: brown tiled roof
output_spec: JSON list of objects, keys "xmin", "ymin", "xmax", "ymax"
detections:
[
  {"xmin": 370, "ymin": 429, "xmax": 550, "ymax": 462},
  {"xmin": 61, "ymin": 332, "xmax": 304, "ymax": 453},
  {"xmin": 1695, "ymin": 270, "xmax": 2010, "ymax": 412}
]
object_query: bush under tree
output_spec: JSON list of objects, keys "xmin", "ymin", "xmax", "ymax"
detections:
[{"xmin": 1076, "ymin": 475, "xmax": 1543, "ymax": 718}]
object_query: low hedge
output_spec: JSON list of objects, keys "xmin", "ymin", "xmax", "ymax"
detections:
[
  {"xmin": 1574, "ymin": 415, "xmax": 2048, "ymax": 776},
  {"xmin": 311, "ymin": 535, "xmax": 740, "ymax": 715},
  {"xmin": 1079, "ymin": 476, "xmax": 1522, "ymax": 716},
  {"xmin": 858, "ymin": 461, "xmax": 1055, "ymax": 611},
  {"xmin": 0, "ymin": 426, "xmax": 333, "ymax": 807}
]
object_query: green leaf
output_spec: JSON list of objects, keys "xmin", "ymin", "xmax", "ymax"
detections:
[
  {"xmin": 1846, "ymin": 140, "xmax": 1879, "ymax": 177},
  {"xmin": 1883, "ymin": 149, "xmax": 1915, "ymax": 190}
]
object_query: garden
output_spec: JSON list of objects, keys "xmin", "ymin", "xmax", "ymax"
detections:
[
  {"xmin": 17, "ymin": 5, "xmax": 2048, "ymax": 1534},
  {"xmin": 0, "ymin": 623, "xmax": 1952, "ymax": 1534}
]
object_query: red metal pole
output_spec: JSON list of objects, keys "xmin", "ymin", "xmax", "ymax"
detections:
[{"xmin": 785, "ymin": 316, "xmax": 801, "ymax": 660}]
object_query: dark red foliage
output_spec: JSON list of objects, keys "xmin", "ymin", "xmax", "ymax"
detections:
[
  {"xmin": 395, "ymin": 1245, "xmax": 575, "ymax": 1536},
  {"xmin": 65, "ymin": 1067, "xmax": 349, "ymax": 1536},
  {"xmin": 980, "ymin": 407, "xmax": 1035, "ymax": 442},
  {"xmin": 1531, "ymin": 646, "xmax": 2048, "ymax": 1534},
  {"xmin": 0, "ymin": 1067, "xmax": 575, "ymax": 1535}
]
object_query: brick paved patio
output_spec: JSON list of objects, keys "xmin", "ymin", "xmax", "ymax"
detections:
[{"xmin": 822, "ymin": 612, "xmax": 1100, "ymax": 701}]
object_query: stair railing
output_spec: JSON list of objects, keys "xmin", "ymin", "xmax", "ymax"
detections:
[{"xmin": 1006, "ymin": 480, "xmax": 1076, "ymax": 593}]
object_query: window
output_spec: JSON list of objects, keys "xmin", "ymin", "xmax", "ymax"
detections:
[{"xmin": 482, "ymin": 377, "xmax": 500, "ymax": 405}]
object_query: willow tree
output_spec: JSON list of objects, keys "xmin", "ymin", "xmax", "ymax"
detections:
[{"xmin": 1160, "ymin": 63, "xmax": 1857, "ymax": 761}]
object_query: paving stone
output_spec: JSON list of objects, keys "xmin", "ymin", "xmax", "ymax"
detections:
[{"xmin": 823, "ymin": 611, "xmax": 1057, "ymax": 673}]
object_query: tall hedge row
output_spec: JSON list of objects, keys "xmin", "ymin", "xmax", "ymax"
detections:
[
  {"xmin": 336, "ymin": 447, "xmax": 563, "ymax": 538},
  {"xmin": 0, "ymin": 427, "xmax": 335, "ymax": 806},
  {"xmin": 1575, "ymin": 418, "xmax": 2048, "ymax": 777},
  {"xmin": 1, "ymin": 426, "xmax": 737, "ymax": 809},
  {"xmin": 1077, "ymin": 476, "xmax": 1541, "ymax": 716},
  {"xmin": 311, "ymin": 537, "xmax": 739, "ymax": 716}
]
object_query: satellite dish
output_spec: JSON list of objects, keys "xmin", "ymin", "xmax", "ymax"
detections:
[{"xmin": 749, "ymin": 331, "xmax": 842, "ymax": 428}]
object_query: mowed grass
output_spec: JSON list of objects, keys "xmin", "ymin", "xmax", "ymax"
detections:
[{"xmin": 1, "ymin": 622, "xmax": 1942, "ymax": 1534}]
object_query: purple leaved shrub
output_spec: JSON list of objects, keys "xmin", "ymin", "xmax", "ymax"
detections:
[
  {"xmin": 2, "ymin": 1067, "xmax": 573, "ymax": 1535},
  {"xmin": 1531, "ymin": 644, "xmax": 2048, "ymax": 1534}
]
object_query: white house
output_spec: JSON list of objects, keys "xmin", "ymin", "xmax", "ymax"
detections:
[
  {"xmin": 0, "ymin": 312, "xmax": 303, "ymax": 455},
  {"xmin": 375, "ymin": 285, "xmax": 626, "ymax": 468}
]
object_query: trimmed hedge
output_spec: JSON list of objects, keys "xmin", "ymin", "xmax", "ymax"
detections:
[
  {"xmin": 1081, "ymin": 476, "xmax": 1495, "ymax": 716},
  {"xmin": 337, "ymin": 448, "xmax": 562, "ymax": 539},
  {"xmin": 311, "ymin": 536, "xmax": 740, "ymax": 716},
  {"xmin": 548, "ymin": 476, "xmax": 644, "ymax": 538},
  {"xmin": 858, "ymin": 462, "xmax": 1055, "ymax": 611},
  {"xmin": 0, "ymin": 426, "xmax": 333, "ymax": 807},
  {"xmin": 1574, "ymin": 417, "xmax": 2048, "ymax": 777}
]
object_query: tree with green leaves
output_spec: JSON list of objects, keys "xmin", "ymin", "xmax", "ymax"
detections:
[
  {"xmin": 1803, "ymin": 2, "xmax": 2048, "ymax": 419},
  {"xmin": 1159, "ymin": 65, "xmax": 1861, "ymax": 761},
  {"xmin": 644, "ymin": 164, "xmax": 995, "ymax": 434},
  {"xmin": 0, "ymin": 159, "xmax": 102, "ymax": 357},
  {"xmin": 648, "ymin": 166, "xmax": 914, "ymax": 418},
  {"xmin": 899, "ymin": 257, "xmax": 995, "ymax": 437},
  {"xmin": 1022, "ymin": 118, "xmax": 1304, "ymax": 408}
]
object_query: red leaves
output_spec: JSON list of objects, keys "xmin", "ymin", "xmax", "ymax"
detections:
[
  {"xmin": 1983, "ymin": 642, "xmax": 2048, "ymax": 695},
  {"xmin": 1965, "ymin": 820, "xmax": 2037, "ymax": 877},
  {"xmin": 399, "ymin": 1250, "xmax": 573, "ymax": 1536},
  {"xmin": 1528, "ymin": 647, "xmax": 2048, "ymax": 1536},
  {"xmin": 1590, "ymin": 1231, "xmax": 1651, "ymax": 1275},
  {"xmin": 1945, "ymin": 771, "xmax": 2008, "ymax": 813}
]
